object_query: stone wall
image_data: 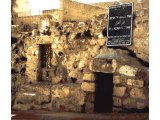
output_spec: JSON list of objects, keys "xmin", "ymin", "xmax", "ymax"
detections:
[
  {"xmin": 61, "ymin": 0, "xmax": 106, "ymax": 22},
  {"xmin": 11, "ymin": 6, "xmax": 149, "ymax": 112}
]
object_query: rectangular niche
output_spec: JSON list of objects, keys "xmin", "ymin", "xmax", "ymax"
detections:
[{"xmin": 37, "ymin": 44, "xmax": 52, "ymax": 82}]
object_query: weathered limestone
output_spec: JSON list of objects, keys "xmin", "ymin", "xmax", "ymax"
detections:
[
  {"xmin": 85, "ymin": 103, "xmax": 94, "ymax": 113},
  {"xmin": 113, "ymin": 75, "xmax": 121, "ymax": 84},
  {"xmin": 137, "ymin": 102, "xmax": 147, "ymax": 109},
  {"xmin": 83, "ymin": 73, "xmax": 95, "ymax": 81},
  {"xmin": 12, "ymin": 84, "xmax": 51, "ymax": 110},
  {"xmin": 113, "ymin": 97, "xmax": 122, "ymax": 107},
  {"xmin": 127, "ymin": 79, "xmax": 144, "ymax": 88},
  {"xmin": 119, "ymin": 65, "xmax": 138, "ymax": 77},
  {"xmin": 81, "ymin": 82, "xmax": 95, "ymax": 92},
  {"xmin": 123, "ymin": 97, "xmax": 137, "ymax": 108},
  {"xmin": 90, "ymin": 59, "xmax": 116, "ymax": 73},
  {"xmin": 130, "ymin": 88, "xmax": 147, "ymax": 99},
  {"xmin": 113, "ymin": 86, "xmax": 126, "ymax": 97},
  {"xmin": 51, "ymin": 84, "xmax": 85, "ymax": 112},
  {"xmin": 11, "ymin": 7, "xmax": 149, "ymax": 112}
]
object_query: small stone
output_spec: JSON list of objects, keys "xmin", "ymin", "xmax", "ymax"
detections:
[
  {"xmin": 123, "ymin": 97, "xmax": 137, "ymax": 108},
  {"xmin": 112, "ymin": 59, "xmax": 117, "ymax": 72},
  {"xmin": 113, "ymin": 97, "xmax": 122, "ymax": 107},
  {"xmin": 78, "ymin": 60, "xmax": 86, "ymax": 70},
  {"xmin": 112, "ymin": 107, "xmax": 123, "ymax": 112},
  {"xmin": 130, "ymin": 88, "xmax": 146, "ymax": 99},
  {"xmin": 85, "ymin": 103, "xmax": 94, "ymax": 113},
  {"xmin": 113, "ymin": 86, "xmax": 126, "ymax": 97},
  {"xmin": 52, "ymin": 75, "xmax": 62, "ymax": 84},
  {"xmin": 119, "ymin": 65, "xmax": 138, "ymax": 77},
  {"xmin": 86, "ymin": 93, "xmax": 95, "ymax": 103},
  {"xmin": 137, "ymin": 102, "xmax": 146, "ymax": 109},
  {"xmin": 127, "ymin": 79, "xmax": 144, "ymax": 88},
  {"xmin": 113, "ymin": 75, "xmax": 121, "ymax": 84},
  {"xmin": 83, "ymin": 73, "xmax": 95, "ymax": 81},
  {"xmin": 81, "ymin": 82, "xmax": 95, "ymax": 92}
]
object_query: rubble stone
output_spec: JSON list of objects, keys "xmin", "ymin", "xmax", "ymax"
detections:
[
  {"xmin": 113, "ymin": 86, "xmax": 126, "ymax": 97},
  {"xmin": 81, "ymin": 82, "xmax": 95, "ymax": 92},
  {"xmin": 113, "ymin": 97, "xmax": 122, "ymax": 107},
  {"xmin": 130, "ymin": 88, "xmax": 147, "ymax": 99},
  {"xmin": 52, "ymin": 84, "xmax": 85, "ymax": 112},
  {"xmin": 12, "ymin": 84, "xmax": 51, "ymax": 110},
  {"xmin": 119, "ymin": 65, "xmax": 138, "ymax": 77},
  {"xmin": 113, "ymin": 75, "xmax": 121, "ymax": 84},
  {"xmin": 123, "ymin": 97, "xmax": 137, "ymax": 109},
  {"xmin": 127, "ymin": 79, "xmax": 144, "ymax": 88},
  {"xmin": 83, "ymin": 73, "xmax": 95, "ymax": 81},
  {"xmin": 137, "ymin": 102, "xmax": 146, "ymax": 109},
  {"xmin": 85, "ymin": 103, "xmax": 94, "ymax": 113}
]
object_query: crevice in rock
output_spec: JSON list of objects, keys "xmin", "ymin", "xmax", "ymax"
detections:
[
  {"xmin": 75, "ymin": 33, "xmax": 82, "ymax": 39},
  {"xmin": 71, "ymin": 77, "xmax": 77, "ymax": 83},
  {"xmin": 20, "ymin": 67, "xmax": 26, "ymax": 74},
  {"xmin": 11, "ymin": 68, "xmax": 19, "ymax": 74},
  {"xmin": 102, "ymin": 27, "xmax": 107, "ymax": 37},
  {"xmin": 20, "ymin": 56, "xmax": 27, "ymax": 61},
  {"xmin": 11, "ymin": 37, "xmax": 18, "ymax": 45},
  {"xmin": 15, "ymin": 58, "xmax": 20, "ymax": 64},
  {"xmin": 58, "ymin": 52, "xmax": 64, "ymax": 57},
  {"xmin": 83, "ymin": 29, "xmax": 92, "ymax": 38},
  {"xmin": 108, "ymin": 46, "xmax": 149, "ymax": 67}
]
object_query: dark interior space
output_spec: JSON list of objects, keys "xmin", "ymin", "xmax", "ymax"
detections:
[
  {"xmin": 94, "ymin": 72, "xmax": 113, "ymax": 113},
  {"xmin": 39, "ymin": 44, "xmax": 52, "ymax": 68},
  {"xmin": 38, "ymin": 44, "xmax": 52, "ymax": 81}
]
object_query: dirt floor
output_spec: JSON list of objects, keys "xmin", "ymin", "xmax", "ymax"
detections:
[{"xmin": 12, "ymin": 110, "xmax": 149, "ymax": 120}]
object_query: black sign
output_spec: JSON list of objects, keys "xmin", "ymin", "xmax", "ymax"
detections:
[{"xmin": 107, "ymin": 3, "xmax": 133, "ymax": 46}]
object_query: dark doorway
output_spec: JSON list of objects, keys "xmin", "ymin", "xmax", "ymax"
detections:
[
  {"xmin": 94, "ymin": 72, "xmax": 113, "ymax": 113},
  {"xmin": 38, "ymin": 44, "xmax": 52, "ymax": 81}
]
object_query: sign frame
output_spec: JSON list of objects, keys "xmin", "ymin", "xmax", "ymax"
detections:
[{"xmin": 107, "ymin": 3, "xmax": 134, "ymax": 46}]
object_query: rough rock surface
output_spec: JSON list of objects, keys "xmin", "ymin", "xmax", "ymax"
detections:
[
  {"xmin": 51, "ymin": 84, "xmax": 85, "ymax": 112},
  {"xmin": 11, "ymin": 8, "xmax": 149, "ymax": 112}
]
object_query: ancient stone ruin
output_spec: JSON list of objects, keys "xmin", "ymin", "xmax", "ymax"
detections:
[{"xmin": 11, "ymin": 0, "xmax": 149, "ymax": 113}]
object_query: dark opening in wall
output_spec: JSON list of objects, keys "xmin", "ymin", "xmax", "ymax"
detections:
[
  {"xmin": 20, "ymin": 56, "xmax": 27, "ymax": 61},
  {"xmin": 38, "ymin": 44, "xmax": 52, "ymax": 82},
  {"xmin": 94, "ymin": 72, "xmax": 113, "ymax": 113},
  {"xmin": 102, "ymin": 27, "xmax": 107, "ymax": 37},
  {"xmin": 11, "ymin": 37, "xmax": 17, "ymax": 45},
  {"xmin": 83, "ymin": 29, "xmax": 92, "ymax": 38},
  {"xmin": 39, "ymin": 44, "xmax": 52, "ymax": 68},
  {"xmin": 71, "ymin": 77, "xmax": 77, "ymax": 83}
]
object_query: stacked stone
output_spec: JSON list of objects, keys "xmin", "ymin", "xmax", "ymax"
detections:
[
  {"xmin": 51, "ymin": 84, "xmax": 85, "ymax": 112},
  {"xmin": 12, "ymin": 83, "xmax": 52, "ymax": 110},
  {"xmin": 113, "ymin": 65, "xmax": 149, "ymax": 111},
  {"xmin": 81, "ymin": 71, "xmax": 95, "ymax": 113}
]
